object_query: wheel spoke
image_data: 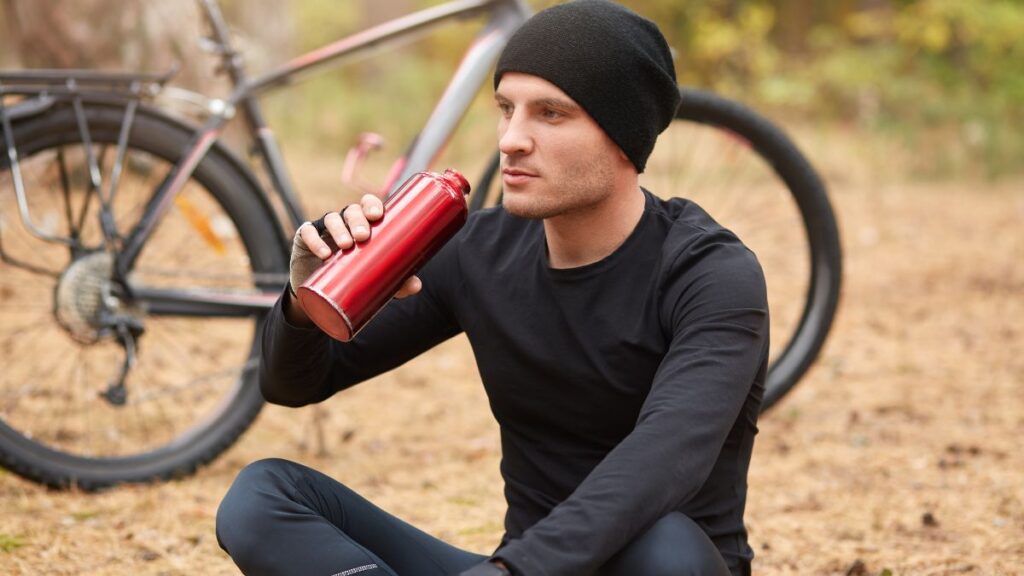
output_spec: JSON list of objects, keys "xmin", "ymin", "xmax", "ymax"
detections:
[
  {"xmin": 650, "ymin": 90, "xmax": 842, "ymax": 412},
  {"xmin": 57, "ymin": 146, "xmax": 79, "ymax": 240},
  {"xmin": 74, "ymin": 144, "xmax": 108, "ymax": 235},
  {"xmin": 0, "ymin": 103, "xmax": 287, "ymax": 487}
]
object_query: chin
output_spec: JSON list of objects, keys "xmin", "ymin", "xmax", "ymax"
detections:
[{"xmin": 502, "ymin": 197, "xmax": 554, "ymax": 220}]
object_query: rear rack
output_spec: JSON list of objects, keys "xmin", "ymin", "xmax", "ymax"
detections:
[
  {"xmin": 0, "ymin": 68, "xmax": 176, "ymax": 99},
  {"xmin": 0, "ymin": 68, "xmax": 177, "ymax": 247}
]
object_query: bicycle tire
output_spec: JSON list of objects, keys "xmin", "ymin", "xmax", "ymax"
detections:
[
  {"xmin": 474, "ymin": 87, "xmax": 842, "ymax": 412},
  {"xmin": 663, "ymin": 88, "xmax": 842, "ymax": 411},
  {"xmin": 0, "ymin": 102, "xmax": 287, "ymax": 489}
]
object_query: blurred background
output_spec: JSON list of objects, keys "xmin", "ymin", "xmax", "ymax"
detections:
[
  {"xmin": 3, "ymin": 0, "xmax": 1022, "ymax": 183},
  {"xmin": 1, "ymin": 1, "xmax": 1021, "ymax": 575}
]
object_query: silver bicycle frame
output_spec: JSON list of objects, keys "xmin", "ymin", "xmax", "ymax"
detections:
[
  {"xmin": 0, "ymin": 0, "xmax": 531, "ymax": 316},
  {"xmin": 122, "ymin": 0, "xmax": 529, "ymax": 263},
  {"xmin": 124, "ymin": 0, "xmax": 530, "ymax": 314}
]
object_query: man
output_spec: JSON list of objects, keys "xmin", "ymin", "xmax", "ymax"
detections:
[{"xmin": 216, "ymin": 2, "xmax": 768, "ymax": 575}]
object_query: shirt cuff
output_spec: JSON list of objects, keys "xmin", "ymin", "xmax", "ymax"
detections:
[
  {"xmin": 278, "ymin": 284, "xmax": 322, "ymax": 332},
  {"xmin": 493, "ymin": 546, "xmax": 540, "ymax": 576}
]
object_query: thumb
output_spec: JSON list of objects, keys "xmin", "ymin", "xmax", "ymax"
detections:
[{"xmin": 394, "ymin": 275, "xmax": 422, "ymax": 299}]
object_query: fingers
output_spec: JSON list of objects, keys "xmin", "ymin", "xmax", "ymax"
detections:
[
  {"xmin": 342, "ymin": 204, "xmax": 371, "ymax": 242},
  {"xmin": 297, "ymin": 197, "xmax": 383, "ymax": 261},
  {"xmin": 361, "ymin": 193, "xmax": 384, "ymax": 221},
  {"xmin": 298, "ymin": 221, "xmax": 333, "ymax": 259},
  {"xmin": 338, "ymin": 194, "xmax": 384, "ymax": 244},
  {"xmin": 394, "ymin": 275, "xmax": 422, "ymax": 299},
  {"xmin": 323, "ymin": 211, "xmax": 354, "ymax": 249},
  {"xmin": 296, "ymin": 205, "xmax": 422, "ymax": 300}
]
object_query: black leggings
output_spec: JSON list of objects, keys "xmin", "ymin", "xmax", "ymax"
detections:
[{"xmin": 217, "ymin": 458, "xmax": 732, "ymax": 576}]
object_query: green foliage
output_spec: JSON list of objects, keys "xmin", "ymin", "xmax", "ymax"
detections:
[
  {"xmin": 261, "ymin": 2, "xmax": 483, "ymax": 168},
  {"xmin": 258, "ymin": 0, "xmax": 1023, "ymax": 178},
  {"xmin": 290, "ymin": 0, "xmax": 361, "ymax": 53},
  {"xmin": 798, "ymin": 0, "xmax": 1024, "ymax": 176},
  {"xmin": 650, "ymin": 0, "xmax": 1024, "ymax": 177},
  {"xmin": 0, "ymin": 533, "xmax": 26, "ymax": 553}
]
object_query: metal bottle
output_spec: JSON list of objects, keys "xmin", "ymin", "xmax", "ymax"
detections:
[{"xmin": 297, "ymin": 169, "xmax": 471, "ymax": 341}]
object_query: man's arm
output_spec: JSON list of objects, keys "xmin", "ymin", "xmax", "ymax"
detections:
[
  {"xmin": 259, "ymin": 197, "xmax": 463, "ymax": 407},
  {"xmin": 282, "ymin": 289, "xmax": 316, "ymax": 327},
  {"xmin": 260, "ymin": 251, "xmax": 462, "ymax": 406},
  {"xmin": 494, "ymin": 236, "xmax": 769, "ymax": 576}
]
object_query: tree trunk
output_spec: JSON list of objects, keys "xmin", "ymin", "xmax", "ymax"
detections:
[
  {"xmin": 774, "ymin": 0, "xmax": 816, "ymax": 54},
  {"xmin": 2, "ymin": 0, "xmax": 220, "ymax": 91},
  {"xmin": 360, "ymin": 0, "xmax": 410, "ymax": 27}
]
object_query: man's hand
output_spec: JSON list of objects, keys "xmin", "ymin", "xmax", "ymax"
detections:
[
  {"xmin": 286, "ymin": 193, "xmax": 421, "ymax": 324},
  {"xmin": 457, "ymin": 560, "xmax": 511, "ymax": 576}
]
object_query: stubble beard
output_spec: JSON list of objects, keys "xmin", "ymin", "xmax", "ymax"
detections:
[{"xmin": 502, "ymin": 156, "xmax": 618, "ymax": 221}]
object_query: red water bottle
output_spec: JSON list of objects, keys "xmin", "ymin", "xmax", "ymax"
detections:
[{"xmin": 297, "ymin": 169, "xmax": 471, "ymax": 341}]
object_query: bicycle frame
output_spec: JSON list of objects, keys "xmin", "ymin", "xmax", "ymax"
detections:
[
  {"xmin": 0, "ymin": 69, "xmax": 174, "ymax": 247},
  {"xmin": 197, "ymin": 0, "xmax": 528, "ymax": 206},
  {"xmin": 126, "ymin": 0, "xmax": 530, "ymax": 315},
  {"xmin": 1, "ymin": 0, "xmax": 531, "ymax": 317}
]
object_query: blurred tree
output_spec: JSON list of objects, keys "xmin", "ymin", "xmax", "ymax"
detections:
[
  {"xmin": 362, "ymin": 0, "xmax": 411, "ymax": 26},
  {"xmin": 774, "ymin": 0, "xmax": 815, "ymax": 53},
  {"xmin": 220, "ymin": 0, "xmax": 292, "ymax": 72},
  {"xmin": 4, "ymin": 0, "xmax": 88, "ymax": 68},
  {"xmin": 1, "ymin": 0, "xmax": 212, "ymax": 89},
  {"xmin": 1, "ymin": 0, "xmax": 1020, "ymax": 175},
  {"xmin": 6, "ymin": 0, "xmax": 167, "ymax": 69}
]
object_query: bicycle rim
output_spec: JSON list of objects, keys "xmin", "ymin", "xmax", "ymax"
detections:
[
  {"xmin": 641, "ymin": 89, "xmax": 842, "ymax": 411},
  {"xmin": 0, "ymin": 104, "xmax": 286, "ymax": 488}
]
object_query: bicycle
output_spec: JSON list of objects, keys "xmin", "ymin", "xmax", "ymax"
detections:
[{"xmin": 0, "ymin": 0, "xmax": 842, "ymax": 489}]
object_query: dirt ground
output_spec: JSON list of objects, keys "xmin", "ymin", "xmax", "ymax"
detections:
[{"xmin": 1, "ymin": 161, "xmax": 1022, "ymax": 575}]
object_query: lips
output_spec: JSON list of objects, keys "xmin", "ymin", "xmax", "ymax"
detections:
[{"xmin": 502, "ymin": 166, "xmax": 538, "ymax": 187}]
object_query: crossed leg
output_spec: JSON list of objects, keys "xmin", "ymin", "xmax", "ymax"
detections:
[{"xmin": 217, "ymin": 459, "xmax": 733, "ymax": 576}]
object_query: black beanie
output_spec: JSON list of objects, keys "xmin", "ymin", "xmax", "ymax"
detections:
[{"xmin": 494, "ymin": 0, "xmax": 680, "ymax": 173}]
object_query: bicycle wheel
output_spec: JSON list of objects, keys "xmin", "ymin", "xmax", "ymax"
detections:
[
  {"xmin": 642, "ymin": 88, "xmax": 842, "ymax": 411},
  {"xmin": 0, "ymin": 102, "xmax": 288, "ymax": 489}
]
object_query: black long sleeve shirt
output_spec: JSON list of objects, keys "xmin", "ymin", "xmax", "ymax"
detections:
[{"xmin": 260, "ymin": 190, "xmax": 769, "ymax": 576}]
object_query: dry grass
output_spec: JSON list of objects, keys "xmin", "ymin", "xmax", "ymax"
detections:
[{"xmin": 1, "ymin": 135, "xmax": 1022, "ymax": 575}]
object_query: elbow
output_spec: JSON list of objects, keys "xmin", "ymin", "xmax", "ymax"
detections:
[
  {"xmin": 258, "ymin": 366, "xmax": 313, "ymax": 408},
  {"xmin": 260, "ymin": 388, "xmax": 310, "ymax": 409}
]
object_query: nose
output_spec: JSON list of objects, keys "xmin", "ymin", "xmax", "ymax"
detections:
[{"xmin": 498, "ymin": 112, "xmax": 533, "ymax": 157}]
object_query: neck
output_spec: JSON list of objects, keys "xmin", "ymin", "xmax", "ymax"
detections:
[{"xmin": 544, "ymin": 178, "xmax": 646, "ymax": 269}]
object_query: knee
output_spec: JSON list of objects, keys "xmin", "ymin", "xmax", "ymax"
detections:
[
  {"xmin": 605, "ymin": 513, "xmax": 730, "ymax": 576},
  {"xmin": 216, "ymin": 458, "xmax": 295, "ymax": 559}
]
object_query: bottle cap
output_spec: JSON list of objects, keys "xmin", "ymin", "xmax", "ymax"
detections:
[{"xmin": 442, "ymin": 169, "xmax": 471, "ymax": 195}]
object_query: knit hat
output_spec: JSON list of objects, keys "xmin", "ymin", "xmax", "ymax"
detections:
[{"xmin": 494, "ymin": 0, "xmax": 680, "ymax": 173}]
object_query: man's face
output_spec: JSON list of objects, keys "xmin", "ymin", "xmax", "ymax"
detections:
[{"xmin": 495, "ymin": 73, "xmax": 632, "ymax": 220}]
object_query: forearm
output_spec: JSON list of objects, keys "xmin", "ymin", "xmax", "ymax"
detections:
[
  {"xmin": 496, "ymin": 418, "xmax": 731, "ymax": 575},
  {"xmin": 261, "ymin": 272, "xmax": 463, "ymax": 408},
  {"xmin": 496, "ymin": 310, "xmax": 768, "ymax": 576},
  {"xmin": 495, "ymin": 429, "xmax": 697, "ymax": 575},
  {"xmin": 283, "ymin": 287, "xmax": 314, "ymax": 327},
  {"xmin": 258, "ymin": 290, "xmax": 337, "ymax": 407}
]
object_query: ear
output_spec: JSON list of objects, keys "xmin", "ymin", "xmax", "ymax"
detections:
[{"xmin": 616, "ymin": 147, "xmax": 636, "ymax": 173}]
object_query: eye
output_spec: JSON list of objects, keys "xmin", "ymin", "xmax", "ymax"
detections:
[
  {"xmin": 497, "ymin": 102, "xmax": 513, "ymax": 118},
  {"xmin": 541, "ymin": 107, "xmax": 564, "ymax": 120}
]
